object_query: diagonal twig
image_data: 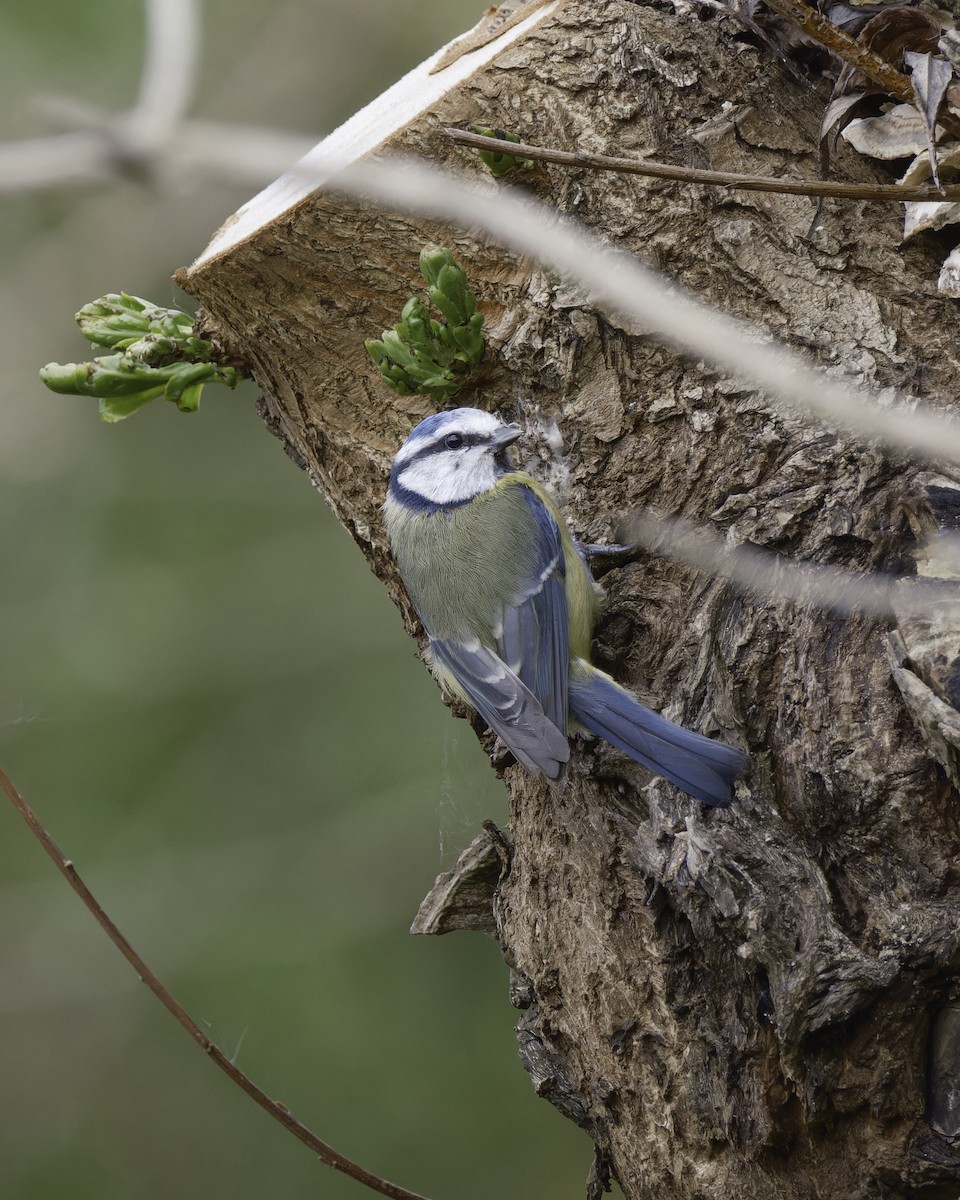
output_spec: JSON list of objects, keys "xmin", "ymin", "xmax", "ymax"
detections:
[
  {"xmin": 621, "ymin": 511, "xmax": 960, "ymax": 617},
  {"xmin": 0, "ymin": 765, "xmax": 435, "ymax": 1200},
  {"xmin": 1, "ymin": 0, "xmax": 312, "ymax": 194},
  {"xmin": 121, "ymin": 0, "xmax": 201, "ymax": 152},
  {"xmin": 762, "ymin": 0, "xmax": 916, "ymax": 101},
  {"xmin": 760, "ymin": 0, "xmax": 960, "ymax": 141},
  {"xmin": 445, "ymin": 127, "xmax": 960, "ymax": 201},
  {"xmin": 303, "ymin": 157, "xmax": 960, "ymax": 466}
]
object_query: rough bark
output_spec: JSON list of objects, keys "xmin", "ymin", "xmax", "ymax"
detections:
[{"xmin": 179, "ymin": 1, "xmax": 960, "ymax": 1196}]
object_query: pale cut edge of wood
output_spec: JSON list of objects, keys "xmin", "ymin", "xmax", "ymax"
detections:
[{"xmin": 191, "ymin": 1, "xmax": 560, "ymax": 271}]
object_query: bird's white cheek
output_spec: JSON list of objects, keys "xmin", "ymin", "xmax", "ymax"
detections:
[{"xmin": 397, "ymin": 453, "xmax": 497, "ymax": 505}]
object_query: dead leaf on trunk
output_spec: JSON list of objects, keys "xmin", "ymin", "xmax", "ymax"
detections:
[
  {"xmin": 819, "ymin": 7, "xmax": 944, "ymax": 171},
  {"xmin": 904, "ymin": 49, "xmax": 953, "ymax": 188}
]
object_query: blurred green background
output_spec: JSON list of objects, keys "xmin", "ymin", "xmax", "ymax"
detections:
[{"xmin": 0, "ymin": 3, "xmax": 593, "ymax": 1197}]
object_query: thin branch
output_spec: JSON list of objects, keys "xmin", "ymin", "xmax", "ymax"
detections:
[
  {"xmin": 445, "ymin": 128, "xmax": 960, "ymax": 202},
  {"xmin": 0, "ymin": 131, "xmax": 119, "ymax": 192},
  {"xmin": 0, "ymin": 765, "xmax": 435, "ymax": 1200},
  {"xmin": 762, "ymin": 0, "xmax": 915, "ymax": 101},
  {"xmin": 760, "ymin": 0, "xmax": 960, "ymax": 140},
  {"xmin": 172, "ymin": 121, "xmax": 317, "ymax": 182},
  {"xmin": 301, "ymin": 157, "xmax": 960, "ymax": 466},
  {"xmin": 623, "ymin": 510, "xmax": 960, "ymax": 617},
  {"xmin": 0, "ymin": 0, "xmax": 311, "ymax": 193},
  {"xmin": 0, "ymin": 121, "xmax": 316, "ymax": 194},
  {"xmin": 122, "ymin": 0, "xmax": 201, "ymax": 151}
]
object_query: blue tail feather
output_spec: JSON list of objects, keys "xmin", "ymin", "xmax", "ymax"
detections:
[{"xmin": 568, "ymin": 667, "xmax": 746, "ymax": 807}]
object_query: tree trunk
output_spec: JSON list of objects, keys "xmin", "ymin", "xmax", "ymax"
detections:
[{"xmin": 178, "ymin": 1, "xmax": 960, "ymax": 1195}]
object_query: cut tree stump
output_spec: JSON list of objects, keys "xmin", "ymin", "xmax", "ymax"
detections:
[{"xmin": 178, "ymin": 1, "xmax": 960, "ymax": 1196}]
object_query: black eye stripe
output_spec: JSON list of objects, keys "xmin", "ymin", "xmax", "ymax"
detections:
[{"xmin": 405, "ymin": 432, "xmax": 486, "ymax": 465}]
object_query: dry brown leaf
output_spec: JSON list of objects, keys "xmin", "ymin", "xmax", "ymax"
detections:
[
  {"xmin": 842, "ymin": 102, "xmax": 933, "ymax": 156},
  {"xmin": 860, "ymin": 7, "xmax": 942, "ymax": 69},
  {"xmin": 904, "ymin": 49, "xmax": 954, "ymax": 186},
  {"xmin": 903, "ymin": 199, "xmax": 960, "ymax": 238},
  {"xmin": 899, "ymin": 139, "xmax": 960, "ymax": 185}
]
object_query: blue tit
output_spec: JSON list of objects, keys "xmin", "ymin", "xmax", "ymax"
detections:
[{"xmin": 383, "ymin": 407, "xmax": 747, "ymax": 805}]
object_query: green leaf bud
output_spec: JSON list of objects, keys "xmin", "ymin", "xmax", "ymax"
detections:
[{"xmin": 470, "ymin": 127, "xmax": 534, "ymax": 178}]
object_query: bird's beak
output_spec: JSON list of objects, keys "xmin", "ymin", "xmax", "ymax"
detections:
[{"xmin": 492, "ymin": 423, "xmax": 522, "ymax": 448}]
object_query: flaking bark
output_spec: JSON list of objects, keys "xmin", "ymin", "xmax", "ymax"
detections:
[{"xmin": 180, "ymin": 1, "xmax": 960, "ymax": 1195}]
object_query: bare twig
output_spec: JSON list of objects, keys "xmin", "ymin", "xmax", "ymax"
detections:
[
  {"xmin": 760, "ymin": 0, "xmax": 960, "ymax": 140},
  {"xmin": 0, "ymin": 122, "xmax": 317, "ymax": 193},
  {"xmin": 121, "ymin": 0, "xmax": 200, "ymax": 152},
  {"xmin": 445, "ymin": 127, "xmax": 960, "ymax": 201},
  {"xmin": 762, "ymin": 0, "xmax": 914, "ymax": 99},
  {"xmin": 0, "ymin": 765, "xmax": 435, "ymax": 1200},
  {"xmin": 0, "ymin": 131, "xmax": 119, "ymax": 191},
  {"xmin": 295, "ymin": 157, "xmax": 960, "ymax": 466},
  {"xmin": 623, "ymin": 511, "xmax": 960, "ymax": 617},
  {"xmin": 0, "ymin": 0, "xmax": 313, "ymax": 194}
]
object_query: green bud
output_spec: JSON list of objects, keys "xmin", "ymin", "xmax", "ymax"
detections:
[
  {"xmin": 395, "ymin": 296, "xmax": 433, "ymax": 347},
  {"xmin": 430, "ymin": 271, "xmax": 473, "ymax": 329},
  {"xmin": 417, "ymin": 246, "xmax": 453, "ymax": 290},
  {"xmin": 365, "ymin": 246, "xmax": 485, "ymax": 400},
  {"xmin": 377, "ymin": 329, "xmax": 423, "ymax": 373},
  {"xmin": 77, "ymin": 292, "xmax": 210, "ymax": 359},
  {"xmin": 39, "ymin": 360, "xmax": 100, "ymax": 395},
  {"xmin": 41, "ymin": 351, "xmax": 238, "ymax": 422},
  {"xmin": 470, "ymin": 127, "xmax": 534, "ymax": 178},
  {"xmin": 42, "ymin": 292, "xmax": 241, "ymax": 421},
  {"xmin": 162, "ymin": 362, "xmax": 226, "ymax": 409},
  {"xmin": 447, "ymin": 313, "xmax": 485, "ymax": 363},
  {"xmin": 40, "ymin": 354, "xmax": 164, "ymax": 399}
]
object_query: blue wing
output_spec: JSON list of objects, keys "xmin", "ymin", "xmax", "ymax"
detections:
[
  {"xmin": 431, "ymin": 638, "xmax": 569, "ymax": 778},
  {"xmin": 431, "ymin": 484, "xmax": 571, "ymax": 778},
  {"xmin": 496, "ymin": 488, "xmax": 569, "ymax": 735}
]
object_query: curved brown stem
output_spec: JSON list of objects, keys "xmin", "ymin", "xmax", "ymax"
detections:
[{"xmin": 0, "ymin": 764, "xmax": 435, "ymax": 1200}]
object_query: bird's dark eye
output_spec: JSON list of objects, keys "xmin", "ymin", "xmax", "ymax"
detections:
[{"xmin": 444, "ymin": 433, "xmax": 464, "ymax": 450}]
